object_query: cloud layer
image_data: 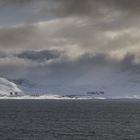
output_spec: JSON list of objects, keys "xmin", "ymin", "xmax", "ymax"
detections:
[{"xmin": 0, "ymin": 0, "xmax": 139, "ymax": 95}]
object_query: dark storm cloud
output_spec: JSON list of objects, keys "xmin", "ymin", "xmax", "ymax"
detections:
[
  {"xmin": 120, "ymin": 54, "xmax": 140, "ymax": 73},
  {"xmin": 27, "ymin": 52, "xmax": 140, "ymax": 85},
  {"xmin": 50, "ymin": 0, "xmax": 98, "ymax": 17},
  {"xmin": 0, "ymin": 52, "xmax": 115, "ymax": 84},
  {"xmin": 0, "ymin": 50, "xmax": 135, "ymax": 77},
  {"xmin": 0, "ymin": 0, "xmax": 33, "ymax": 6},
  {"xmin": 45, "ymin": 53, "xmax": 127, "ymax": 72},
  {"xmin": 16, "ymin": 50, "xmax": 61, "ymax": 62},
  {"xmin": 77, "ymin": 53, "xmax": 140, "ymax": 74},
  {"xmin": 1, "ymin": 0, "xmax": 139, "ymax": 17},
  {"xmin": 47, "ymin": 52, "xmax": 140, "ymax": 76},
  {"xmin": 56, "ymin": 0, "xmax": 140, "ymax": 16},
  {"xmin": 0, "ymin": 50, "xmax": 140, "ymax": 86},
  {"xmin": 106, "ymin": 0, "xmax": 140, "ymax": 13},
  {"xmin": 0, "ymin": 49, "xmax": 139, "ymax": 75},
  {"xmin": 31, "ymin": 0, "xmax": 140, "ymax": 17}
]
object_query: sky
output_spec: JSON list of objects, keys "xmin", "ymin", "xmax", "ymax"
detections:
[{"xmin": 0, "ymin": 0, "xmax": 140, "ymax": 96}]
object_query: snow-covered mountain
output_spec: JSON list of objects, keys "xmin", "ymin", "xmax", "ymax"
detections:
[
  {"xmin": 9, "ymin": 76, "xmax": 140, "ymax": 99},
  {"xmin": 0, "ymin": 77, "xmax": 22, "ymax": 95},
  {"xmin": 9, "ymin": 79, "xmax": 47, "ymax": 94},
  {"xmin": 0, "ymin": 72, "xmax": 139, "ymax": 99}
]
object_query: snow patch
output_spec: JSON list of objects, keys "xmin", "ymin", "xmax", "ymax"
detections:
[{"xmin": 0, "ymin": 77, "xmax": 22, "ymax": 95}]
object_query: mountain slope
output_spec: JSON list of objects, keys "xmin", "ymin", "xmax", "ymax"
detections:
[{"xmin": 0, "ymin": 77, "xmax": 22, "ymax": 95}]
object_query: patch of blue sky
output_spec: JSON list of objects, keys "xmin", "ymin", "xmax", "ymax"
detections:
[
  {"xmin": 0, "ymin": 6, "xmax": 30, "ymax": 26},
  {"xmin": 0, "ymin": 6, "xmax": 54, "ymax": 27}
]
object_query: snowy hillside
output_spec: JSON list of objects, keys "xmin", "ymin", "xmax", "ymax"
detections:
[
  {"xmin": 0, "ymin": 76, "xmax": 140, "ymax": 99},
  {"xmin": 9, "ymin": 79, "xmax": 47, "ymax": 94},
  {"xmin": 0, "ymin": 70, "xmax": 138, "ymax": 99},
  {"xmin": 0, "ymin": 77, "xmax": 22, "ymax": 95},
  {"xmin": 9, "ymin": 76, "xmax": 140, "ymax": 99}
]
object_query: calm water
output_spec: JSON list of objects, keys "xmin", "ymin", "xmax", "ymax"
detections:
[{"xmin": 0, "ymin": 100, "xmax": 140, "ymax": 140}]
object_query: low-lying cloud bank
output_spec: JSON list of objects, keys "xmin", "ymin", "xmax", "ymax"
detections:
[{"xmin": 0, "ymin": 49, "xmax": 139, "ymax": 85}]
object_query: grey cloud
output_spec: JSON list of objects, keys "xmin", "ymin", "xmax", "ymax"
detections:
[
  {"xmin": 54, "ymin": 0, "xmax": 140, "ymax": 16},
  {"xmin": 106, "ymin": 0, "xmax": 140, "ymax": 13},
  {"xmin": 0, "ymin": 25, "xmax": 36, "ymax": 48},
  {"xmin": 50, "ymin": 0, "xmax": 98, "ymax": 17},
  {"xmin": 0, "ymin": 0, "xmax": 139, "ymax": 53},
  {"xmin": 120, "ymin": 54, "xmax": 140, "ymax": 73},
  {"xmin": 1, "ymin": 0, "xmax": 140, "ymax": 18},
  {"xmin": 0, "ymin": 51, "xmax": 7, "ymax": 58},
  {"xmin": 30, "ymin": 52, "xmax": 140, "ymax": 85},
  {"xmin": 47, "ymin": 52, "xmax": 135, "ymax": 73},
  {"xmin": 0, "ymin": 0, "xmax": 34, "ymax": 6},
  {"xmin": 16, "ymin": 50, "xmax": 61, "ymax": 62},
  {"xmin": 0, "ymin": 50, "xmax": 139, "ymax": 85},
  {"xmin": 16, "ymin": 0, "xmax": 140, "ymax": 17},
  {"xmin": 0, "ymin": 15, "xmax": 139, "ymax": 57},
  {"xmin": 0, "ymin": 0, "xmax": 139, "ymax": 96},
  {"xmin": 0, "ymin": 18, "xmax": 139, "ymax": 59},
  {"xmin": 0, "ymin": 50, "xmax": 139, "ymax": 74}
]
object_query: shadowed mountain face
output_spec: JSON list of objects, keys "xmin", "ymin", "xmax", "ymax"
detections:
[
  {"xmin": 10, "ymin": 79, "xmax": 37, "ymax": 88},
  {"xmin": 8, "ymin": 79, "xmax": 44, "ymax": 94}
]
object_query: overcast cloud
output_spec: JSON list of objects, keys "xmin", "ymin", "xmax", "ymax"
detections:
[{"xmin": 0, "ymin": 0, "xmax": 139, "ymax": 95}]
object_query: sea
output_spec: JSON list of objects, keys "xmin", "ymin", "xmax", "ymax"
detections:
[{"xmin": 0, "ymin": 99, "xmax": 140, "ymax": 140}]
